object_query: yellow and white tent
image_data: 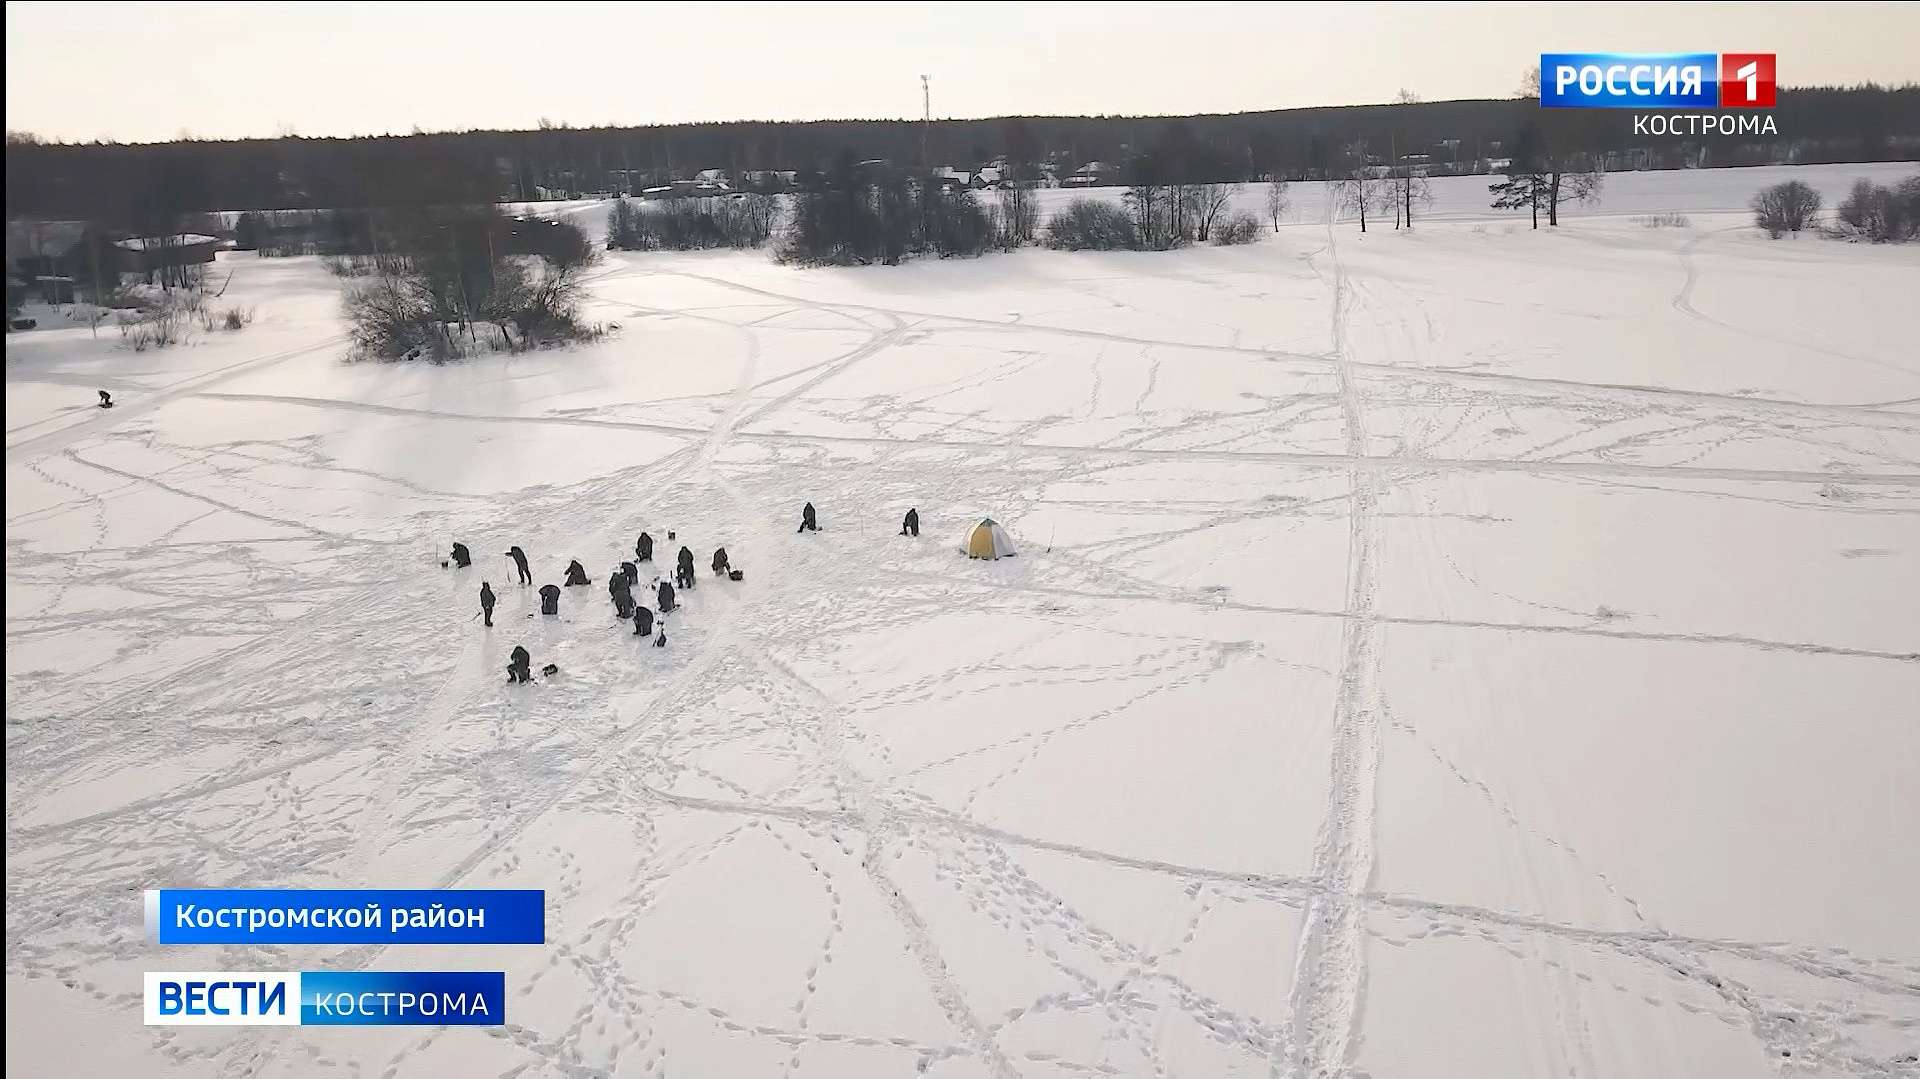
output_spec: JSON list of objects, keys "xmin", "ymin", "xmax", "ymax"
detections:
[{"xmin": 965, "ymin": 518, "xmax": 1018, "ymax": 560}]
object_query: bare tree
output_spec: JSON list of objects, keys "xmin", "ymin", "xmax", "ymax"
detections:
[
  {"xmin": 1399, "ymin": 172, "xmax": 1434, "ymax": 228},
  {"xmin": 997, "ymin": 119, "xmax": 1041, "ymax": 247},
  {"xmin": 1545, "ymin": 161, "xmax": 1603, "ymax": 226},
  {"xmin": 1264, "ymin": 178, "xmax": 1290, "ymax": 231},
  {"xmin": 1188, "ymin": 182, "xmax": 1240, "ymax": 241},
  {"xmin": 1332, "ymin": 143, "xmax": 1388, "ymax": 233}
]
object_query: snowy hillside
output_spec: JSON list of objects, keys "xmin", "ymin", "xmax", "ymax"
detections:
[{"xmin": 6, "ymin": 162, "xmax": 1919, "ymax": 1078}]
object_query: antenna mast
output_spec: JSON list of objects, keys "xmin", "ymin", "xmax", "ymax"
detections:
[{"xmin": 921, "ymin": 74, "xmax": 932, "ymax": 169}]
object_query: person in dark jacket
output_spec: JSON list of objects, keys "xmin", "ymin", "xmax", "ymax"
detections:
[
  {"xmin": 539, "ymin": 583, "xmax": 561, "ymax": 615},
  {"xmin": 98, "ymin": 390, "xmax": 115, "ymax": 409},
  {"xmin": 507, "ymin": 645, "xmax": 532, "ymax": 683},
  {"xmin": 621, "ymin": 562, "xmax": 639, "ymax": 588},
  {"xmin": 451, "ymin": 542, "xmax": 473, "ymax": 568},
  {"xmin": 900, "ymin": 508, "xmax": 919, "ymax": 537},
  {"xmin": 711, "ymin": 547, "xmax": 730, "ymax": 575},
  {"xmin": 506, "ymin": 545, "xmax": 532, "ymax": 585},
  {"xmin": 653, "ymin": 628, "xmax": 667, "ymax": 648},
  {"xmin": 564, "ymin": 559, "xmax": 590, "ymax": 586},
  {"xmin": 632, "ymin": 605, "xmax": 654, "ymax": 637},
  {"xmin": 798, "ymin": 502, "xmax": 818, "ymax": 533},
  {"xmin": 657, "ymin": 580, "xmax": 676, "ymax": 613},
  {"xmin": 636, "ymin": 532, "xmax": 654, "ymax": 563},
  {"xmin": 609, "ymin": 573, "xmax": 634, "ymax": 619},
  {"xmin": 675, "ymin": 547, "xmax": 696, "ymax": 588},
  {"xmin": 479, "ymin": 581, "xmax": 496, "ymax": 627}
]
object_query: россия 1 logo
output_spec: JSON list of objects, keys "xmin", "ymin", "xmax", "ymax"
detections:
[{"xmin": 1540, "ymin": 53, "xmax": 1776, "ymax": 108}]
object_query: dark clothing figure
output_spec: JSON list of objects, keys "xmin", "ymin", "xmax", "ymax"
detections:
[
  {"xmin": 479, "ymin": 582, "xmax": 496, "ymax": 627},
  {"xmin": 653, "ymin": 629, "xmax": 667, "ymax": 648},
  {"xmin": 506, "ymin": 546, "xmax": 532, "ymax": 586},
  {"xmin": 657, "ymin": 581, "xmax": 676, "ymax": 613},
  {"xmin": 674, "ymin": 563, "xmax": 695, "ymax": 590},
  {"xmin": 507, "ymin": 646, "xmax": 531, "ymax": 684},
  {"xmin": 539, "ymin": 584, "xmax": 561, "ymax": 616},
  {"xmin": 98, "ymin": 390, "xmax": 114, "ymax": 409},
  {"xmin": 609, "ymin": 572, "xmax": 633, "ymax": 618},
  {"xmin": 541, "ymin": 663, "xmax": 559, "ymax": 677},
  {"xmin": 451, "ymin": 542, "xmax": 472, "ymax": 568},
  {"xmin": 633, "ymin": 606, "xmax": 654, "ymax": 637},
  {"xmin": 901, "ymin": 509, "xmax": 919, "ymax": 537},
  {"xmin": 621, "ymin": 562, "xmax": 639, "ymax": 588},
  {"xmin": 636, "ymin": 533, "xmax": 654, "ymax": 563},
  {"xmin": 711, "ymin": 547, "xmax": 730, "ymax": 575},
  {"xmin": 677, "ymin": 545, "xmax": 694, "ymax": 570},
  {"xmin": 798, "ymin": 502, "xmax": 818, "ymax": 533},
  {"xmin": 564, "ymin": 559, "xmax": 590, "ymax": 586}
]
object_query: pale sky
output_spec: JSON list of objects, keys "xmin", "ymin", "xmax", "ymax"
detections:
[{"xmin": 7, "ymin": 1, "xmax": 1917, "ymax": 143}]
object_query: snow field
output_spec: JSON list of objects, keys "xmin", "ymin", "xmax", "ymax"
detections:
[{"xmin": 6, "ymin": 160, "xmax": 1920, "ymax": 1078}]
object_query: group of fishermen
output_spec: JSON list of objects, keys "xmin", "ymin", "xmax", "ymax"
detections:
[{"xmin": 459, "ymin": 501, "xmax": 918, "ymax": 685}]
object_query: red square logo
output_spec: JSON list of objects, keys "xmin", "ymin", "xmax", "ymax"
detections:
[{"xmin": 1720, "ymin": 53, "xmax": 1776, "ymax": 108}]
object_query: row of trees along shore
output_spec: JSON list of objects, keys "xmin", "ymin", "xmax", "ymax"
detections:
[{"xmin": 6, "ymin": 83, "xmax": 1912, "ymax": 220}]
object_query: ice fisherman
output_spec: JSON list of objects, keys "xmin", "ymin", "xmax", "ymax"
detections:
[
  {"xmin": 506, "ymin": 545, "xmax": 532, "ymax": 585},
  {"xmin": 564, "ymin": 559, "xmax": 590, "ymax": 586},
  {"xmin": 632, "ymin": 605, "xmax": 654, "ymax": 637},
  {"xmin": 621, "ymin": 561, "xmax": 639, "ymax": 588},
  {"xmin": 900, "ymin": 508, "xmax": 919, "ymax": 537},
  {"xmin": 507, "ymin": 645, "xmax": 532, "ymax": 684},
  {"xmin": 676, "ymin": 545, "xmax": 695, "ymax": 574},
  {"xmin": 657, "ymin": 580, "xmax": 676, "ymax": 613},
  {"xmin": 797, "ymin": 502, "xmax": 819, "ymax": 533},
  {"xmin": 610, "ymin": 573, "xmax": 635, "ymax": 619},
  {"xmin": 711, "ymin": 547, "xmax": 730, "ymax": 575},
  {"xmin": 479, "ymin": 581, "xmax": 496, "ymax": 627},
  {"xmin": 451, "ymin": 542, "xmax": 472, "ymax": 568},
  {"xmin": 98, "ymin": 390, "xmax": 114, "ymax": 409},
  {"xmin": 636, "ymin": 532, "xmax": 654, "ymax": 563},
  {"xmin": 539, "ymin": 583, "xmax": 561, "ymax": 616},
  {"xmin": 674, "ymin": 561, "xmax": 695, "ymax": 590}
]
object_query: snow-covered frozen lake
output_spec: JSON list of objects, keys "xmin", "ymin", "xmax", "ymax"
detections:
[{"xmin": 6, "ymin": 162, "xmax": 1919, "ymax": 1078}]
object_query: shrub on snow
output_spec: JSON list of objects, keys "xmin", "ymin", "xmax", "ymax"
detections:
[
  {"xmin": 1833, "ymin": 176, "xmax": 1920, "ymax": 242},
  {"xmin": 1211, "ymin": 211, "xmax": 1262, "ymax": 246},
  {"xmin": 1750, "ymin": 182, "xmax": 1820, "ymax": 238},
  {"xmin": 1044, "ymin": 198, "xmax": 1140, "ymax": 251}
]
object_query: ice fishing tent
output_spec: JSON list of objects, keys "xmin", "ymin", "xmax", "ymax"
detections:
[{"xmin": 965, "ymin": 518, "xmax": 1017, "ymax": 560}]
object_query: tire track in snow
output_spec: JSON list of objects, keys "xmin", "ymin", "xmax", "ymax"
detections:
[
  {"xmin": 1674, "ymin": 229, "xmax": 1920, "ymax": 383},
  {"xmin": 626, "ymin": 784, "xmax": 1920, "ymax": 1002},
  {"xmin": 5, "ymin": 334, "xmax": 348, "ymax": 462},
  {"xmin": 187, "ymin": 392, "xmax": 1920, "ymax": 488},
  {"xmin": 648, "ymin": 268, "xmax": 1915, "ymax": 420},
  {"xmin": 1289, "ymin": 210, "xmax": 1383, "ymax": 1077}
]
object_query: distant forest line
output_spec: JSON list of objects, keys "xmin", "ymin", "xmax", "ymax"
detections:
[{"xmin": 5, "ymin": 85, "xmax": 1916, "ymax": 224}]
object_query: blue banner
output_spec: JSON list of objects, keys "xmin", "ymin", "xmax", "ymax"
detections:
[
  {"xmin": 145, "ymin": 971, "xmax": 506, "ymax": 1026},
  {"xmin": 1540, "ymin": 53, "xmax": 1719, "ymax": 109},
  {"xmin": 147, "ymin": 889, "xmax": 544, "ymax": 945},
  {"xmin": 300, "ymin": 971, "xmax": 505, "ymax": 1026}
]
